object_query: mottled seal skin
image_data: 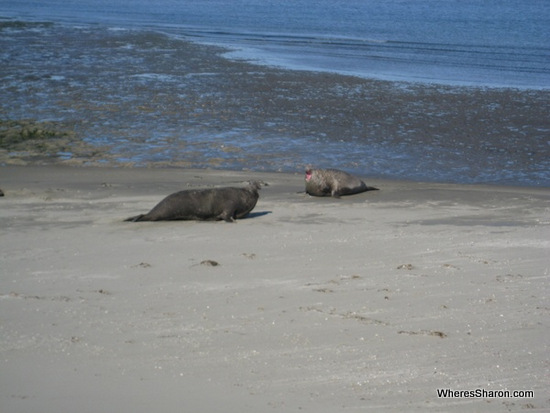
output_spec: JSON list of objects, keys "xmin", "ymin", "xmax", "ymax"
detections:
[
  {"xmin": 125, "ymin": 181, "xmax": 261, "ymax": 222},
  {"xmin": 305, "ymin": 167, "xmax": 378, "ymax": 197}
]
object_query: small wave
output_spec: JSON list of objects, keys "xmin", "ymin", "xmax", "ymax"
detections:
[
  {"xmin": 130, "ymin": 73, "xmax": 179, "ymax": 82},
  {"xmin": 181, "ymin": 27, "xmax": 389, "ymax": 48},
  {"xmin": 0, "ymin": 19, "xmax": 54, "ymax": 32}
]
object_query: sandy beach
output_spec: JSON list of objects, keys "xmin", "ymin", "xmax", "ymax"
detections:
[{"xmin": 0, "ymin": 165, "xmax": 548, "ymax": 412}]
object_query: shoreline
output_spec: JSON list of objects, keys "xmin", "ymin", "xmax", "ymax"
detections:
[
  {"xmin": 1, "ymin": 165, "xmax": 549, "ymax": 412},
  {"xmin": 218, "ymin": 45, "xmax": 550, "ymax": 92},
  {"xmin": 2, "ymin": 163, "xmax": 549, "ymax": 191},
  {"xmin": 2, "ymin": 24, "xmax": 549, "ymax": 187},
  {"xmin": 3, "ymin": 164, "xmax": 550, "ymax": 194}
]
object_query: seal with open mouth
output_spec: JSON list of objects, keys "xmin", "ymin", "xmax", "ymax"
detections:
[{"xmin": 305, "ymin": 167, "xmax": 378, "ymax": 197}]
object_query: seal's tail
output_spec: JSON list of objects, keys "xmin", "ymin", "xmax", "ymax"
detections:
[
  {"xmin": 124, "ymin": 214, "xmax": 146, "ymax": 222},
  {"xmin": 366, "ymin": 186, "xmax": 379, "ymax": 191}
]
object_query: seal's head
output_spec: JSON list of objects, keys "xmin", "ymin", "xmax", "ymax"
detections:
[
  {"xmin": 305, "ymin": 165, "xmax": 313, "ymax": 182},
  {"xmin": 247, "ymin": 181, "xmax": 262, "ymax": 192}
]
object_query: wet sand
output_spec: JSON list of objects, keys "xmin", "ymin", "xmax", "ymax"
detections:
[
  {"xmin": 1, "ymin": 165, "xmax": 548, "ymax": 412},
  {"xmin": 2, "ymin": 28, "xmax": 549, "ymax": 185}
]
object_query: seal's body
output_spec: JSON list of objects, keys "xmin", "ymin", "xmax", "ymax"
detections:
[
  {"xmin": 305, "ymin": 167, "xmax": 377, "ymax": 197},
  {"xmin": 125, "ymin": 182, "xmax": 261, "ymax": 222}
]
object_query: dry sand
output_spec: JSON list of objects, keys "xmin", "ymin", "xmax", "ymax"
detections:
[{"xmin": 1, "ymin": 165, "xmax": 548, "ymax": 412}]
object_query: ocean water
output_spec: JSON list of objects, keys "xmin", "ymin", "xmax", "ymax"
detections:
[
  {"xmin": 2, "ymin": 0, "xmax": 550, "ymax": 88},
  {"xmin": 1, "ymin": 0, "xmax": 549, "ymax": 186}
]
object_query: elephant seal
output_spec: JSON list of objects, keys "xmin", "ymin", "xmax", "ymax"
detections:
[
  {"xmin": 305, "ymin": 166, "xmax": 378, "ymax": 197},
  {"xmin": 125, "ymin": 181, "xmax": 261, "ymax": 222}
]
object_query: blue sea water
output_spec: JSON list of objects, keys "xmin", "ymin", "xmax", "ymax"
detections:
[
  {"xmin": 1, "ymin": 0, "xmax": 550, "ymax": 186},
  {"xmin": 2, "ymin": 0, "xmax": 549, "ymax": 88}
]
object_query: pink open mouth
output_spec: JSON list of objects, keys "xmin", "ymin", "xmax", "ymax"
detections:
[{"xmin": 305, "ymin": 171, "xmax": 312, "ymax": 181}]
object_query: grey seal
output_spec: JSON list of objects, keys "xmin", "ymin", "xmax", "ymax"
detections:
[
  {"xmin": 125, "ymin": 181, "xmax": 261, "ymax": 222},
  {"xmin": 305, "ymin": 166, "xmax": 378, "ymax": 197}
]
